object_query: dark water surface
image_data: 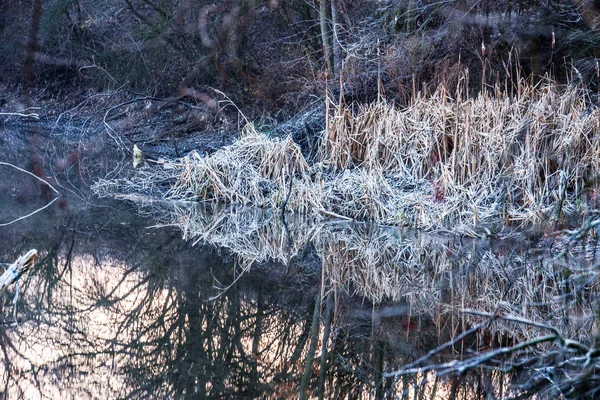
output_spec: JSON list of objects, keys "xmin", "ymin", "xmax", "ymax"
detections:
[{"xmin": 0, "ymin": 147, "xmax": 596, "ymax": 399}]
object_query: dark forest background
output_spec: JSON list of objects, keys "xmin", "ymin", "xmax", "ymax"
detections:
[{"xmin": 2, "ymin": 0, "xmax": 600, "ymax": 118}]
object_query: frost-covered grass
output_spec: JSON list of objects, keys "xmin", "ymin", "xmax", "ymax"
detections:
[{"xmin": 94, "ymin": 77, "xmax": 600, "ymax": 231}]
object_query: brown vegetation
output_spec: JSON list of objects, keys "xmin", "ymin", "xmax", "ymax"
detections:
[{"xmin": 95, "ymin": 75, "xmax": 600, "ymax": 231}]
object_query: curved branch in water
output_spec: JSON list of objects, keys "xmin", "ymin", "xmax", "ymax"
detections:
[{"xmin": 0, "ymin": 161, "xmax": 61, "ymax": 227}]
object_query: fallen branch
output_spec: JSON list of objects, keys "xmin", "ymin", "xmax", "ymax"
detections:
[
  {"xmin": 0, "ymin": 161, "xmax": 61, "ymax": 227},
  {"xmin": 0, "ymin": 249, "xmax": 37, "ymax": 291},
  {"xmin": 1, "ymin": 249, "xmax": 37, "ymax": 323},
  {"xmin": 0, "ymin": 108, "xmax": 41, "ymax": 120}
]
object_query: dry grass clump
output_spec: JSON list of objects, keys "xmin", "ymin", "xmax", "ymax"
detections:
[
  {"xmin": 168, "ymin": 124, "xmax": 316, "ymax": 213},
  {"xmin": 320, "ymin": 169, "xmax": 436, "ymax": 225}
]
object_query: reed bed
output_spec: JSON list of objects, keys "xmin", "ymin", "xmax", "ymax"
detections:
[
  {"xmin": 322, "ymin": 82, "xmax": 600, "ymax": 227},
  {"xmin": 94, "ymin": 78, "xmax": 600, "ymax": 230}
]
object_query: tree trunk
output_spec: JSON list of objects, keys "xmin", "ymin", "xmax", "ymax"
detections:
[
  {"xmin": 24, "ymin": 0, "xmax": 44, "ymax": 102},
  {"xmin": 330, "ymin": 0, "xmax": 340, "ymax": 78},
  {"xmin": 317, "ymin": 291, "xmax": 333, "ymax": 400},
  {"xmin": 405, "ymin": 0, "xmax": 415, "ymax": 33},
  {"xmin": 319, "ymin": 0, "xmax": 333, "ymax": 77}
]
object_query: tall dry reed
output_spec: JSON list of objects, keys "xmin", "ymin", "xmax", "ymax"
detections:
[{"xmin": 321, "ymin": 80, "xmax": 600, "ymax": 227}]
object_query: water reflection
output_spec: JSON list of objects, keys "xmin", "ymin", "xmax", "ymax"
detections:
[
  {"xmin": 1, "ymin": 203, "xmax": 316, "ymax": 398},
  {"xmin": 138, "ymin": 201, "xmax": 600, "ymax": 397},
  {"xmin": 0, "ymin": 196, "xmax": 597, "ymax": 398}
]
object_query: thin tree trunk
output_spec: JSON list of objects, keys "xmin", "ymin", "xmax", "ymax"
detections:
[
  {"xmin": 250, "ymin": 287, "xmax": 264, "ymax": 383},
  {"xmin": 317, "ymin": 291, "xmax": 333, "ymax": 400},
  {"xmin": 405, "ymin": 0, "xmax": 415, "ymax": 33},
  {"xmin": 24, "ymin": 0, "xmax": 44, "ymax": 102},
  {"xmin": 319, "ymin": 0, "xmax": 333, "ymax": 76},
  {"xmin": 330, "ymin": 0, "xmax": 340, "ymax": 78}
]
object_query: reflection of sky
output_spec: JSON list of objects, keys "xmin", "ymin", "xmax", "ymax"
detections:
[
  {"xmin": 0, "ymin": 208, "xmax": 319, "ymax": 399},
  {"xmin": 2, "ymin": 255, "xmax": 152, "ymax": 398}
]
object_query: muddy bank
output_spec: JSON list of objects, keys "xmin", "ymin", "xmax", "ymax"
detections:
[
  {"xmin": 0, "ymin": 90, "xmax": 321, "ymax": 215},
  {"xmin": 0, "ymin": 88, "xmax": 324, "ymax": 180}
]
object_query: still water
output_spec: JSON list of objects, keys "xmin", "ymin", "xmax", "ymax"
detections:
[{"xmin": 0, "ymin": 166, "xmax": 598, "ymax": 399}]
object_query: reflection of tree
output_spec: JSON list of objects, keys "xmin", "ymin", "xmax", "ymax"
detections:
[
  {"xmin": 147, "ymin": 201, "xmax": 600, "ymax": 398},
  {"xmin": 4, "ymin": 196, "xmax": 587, "ymax": 398},
  {"xmin": 114, "ymin": 246, "xmax": 292, "ymax": 398},
  {"xmin": 0, "ymin": 203, "xmax": 322, "ymax": 398}
]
